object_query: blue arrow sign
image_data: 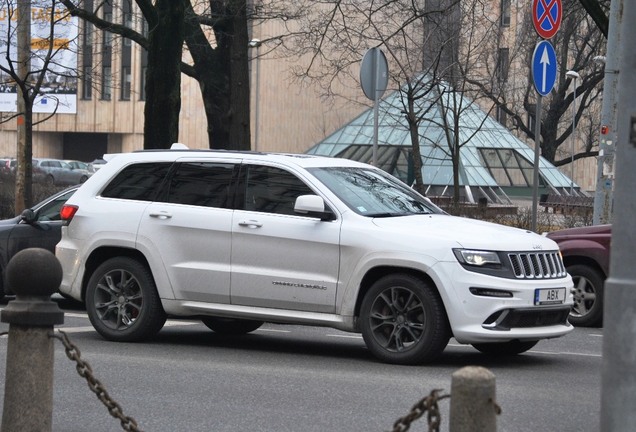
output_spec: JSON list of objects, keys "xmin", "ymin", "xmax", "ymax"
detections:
[{"xmin": 532, "ymin": 40, "xmax": 557, "ymax": 96}]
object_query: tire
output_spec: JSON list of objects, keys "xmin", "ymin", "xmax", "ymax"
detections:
[
  {"xmin": 86, "ymin": 257, "xmax": 166, "ymax": 342},
  {"xmin": 79, "ymin": 175, "xmax": 88, "ymax": 183},
  {"xmin": 45, "ymin": 174, "xmax": 55, "ymax": 185},
  {"xmin": 567, "ymin": 264, "xmax": 604, "ymax": 327},
  {"xmin": 472, "ymin": 340, "xmax": 538, "ymax": 356},
  {"xmin": 201, "ymin": 317, "xmax": 264, "ymax": 335},
  {"xmin": 360, "ymin": 273, "xmax": 450, "ymax": 365}
]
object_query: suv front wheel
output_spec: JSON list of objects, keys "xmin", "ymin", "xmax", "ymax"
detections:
[
  {"xmin": 360, "ymin": 274, "xmax": 450, "ymax": 365},
  {"xmin": 86, "ymin": 257, "xmax": 167, "ymax": 342}
]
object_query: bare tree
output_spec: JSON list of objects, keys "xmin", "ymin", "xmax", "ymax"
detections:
[
  {"xmin": 0, "ymin": 0, "xmax": 80, "ymax": 210},
  {"xmin": 276, "ymin": 0, "xmax": 508, "ymax": 202},
  {"xmin": 470, "ymin": 1, "xmax": 605, "ymax": 168}
]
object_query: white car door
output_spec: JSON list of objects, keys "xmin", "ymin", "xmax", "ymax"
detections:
[
  {"xmin": 230, "ymin": 164, "xmax": 341, "ymax": 313},
  {"xmin": 137, "ymin": 161, "xmax": 237, "ymax": 303}
]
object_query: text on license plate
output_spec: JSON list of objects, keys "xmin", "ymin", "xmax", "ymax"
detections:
[{"xmin": 534, "ymin": 288, "xmax": 566, "ymax": 305}]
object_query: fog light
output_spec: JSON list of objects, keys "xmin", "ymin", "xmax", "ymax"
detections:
[{"xmin": 469, "ymin": 288, "xmax": 513, "ymax": 298}]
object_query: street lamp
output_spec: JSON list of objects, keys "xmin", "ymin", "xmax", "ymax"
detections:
[
  {"xmin": 566, "ymin": 70, "xmax": 580, "ymax": 195},
  {"xmin": 249, "ymin": 39, "xmax": 262, "ymax": 151}
]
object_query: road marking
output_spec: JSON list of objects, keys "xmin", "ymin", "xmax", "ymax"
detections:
[
  {"xmin": 326, "ymin": 334, "xmax": 363, "ymax": 339},
  {"xmin": 65, "ymin": 312, "xmax": 89, "ymax": 319},
  {"xmin": 55, "ymin": 326, "xmax": 95, "ymax": 334},
  {"xmin": 257, "ymin": 328, "xmax": 291, "ymax": 333}
]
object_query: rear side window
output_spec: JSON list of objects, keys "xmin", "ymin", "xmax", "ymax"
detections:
[
  {"xmin": 101, "ymin": 162, "xmax": 172, "ymax": 201},
  {"xmin": 161, "ymin": 162, "xmax": 236, "ymax": 208}
]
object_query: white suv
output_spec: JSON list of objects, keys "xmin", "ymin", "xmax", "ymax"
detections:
[{"xmin": 56, "ymin": 146, "xmax": 573, "ymax": 364}]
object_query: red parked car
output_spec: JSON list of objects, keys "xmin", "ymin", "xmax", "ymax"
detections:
[{"xmin": 546, "ymin": 224, "xmax": 611, "ymax": 327}]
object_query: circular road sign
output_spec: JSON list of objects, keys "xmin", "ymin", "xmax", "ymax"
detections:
[
  {"xmin": 360, "ymin": 48, "xmax": 388, "ymax": 101},
  {"xmin": 532, "ymin": 40, "xmax": 557, "ymax": 96},
  {"xmin": 532, "ymin": 0, "xmax": 562, "ymax": 39}
]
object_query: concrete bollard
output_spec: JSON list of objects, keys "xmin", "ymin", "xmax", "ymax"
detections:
[
  {"xmin": 1, "ymin": 248, "xmax": 64, "ymax": 432},
  {"xmin": 449, "ymin": 366, "xmax": 498, "ymax": 432}
]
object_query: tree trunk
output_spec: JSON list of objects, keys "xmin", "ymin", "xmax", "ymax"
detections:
[
  {"xmin": 184, "ymin": 0, "xmax": 251, "ymax": 150},
  {"xmin": 143, "ymin": 0, "xmax": 184, "ymax": 149}
]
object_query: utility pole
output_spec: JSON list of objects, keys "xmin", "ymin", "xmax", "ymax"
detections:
[
  {"xmin": 600, "ymin": 0, "xmax": 636, "ymax": 429},
  {"xmin": 592, "ymin": 1, "xmax": 621, "ymax": 225},
  {"xmin": 15, "ymin": 0, "xmax": 31, "ymax": 213}
]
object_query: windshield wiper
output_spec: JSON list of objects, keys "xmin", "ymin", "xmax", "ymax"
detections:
[{"xmin": 366, "ymin": 212, "xmax": 407, "ymax": 218}]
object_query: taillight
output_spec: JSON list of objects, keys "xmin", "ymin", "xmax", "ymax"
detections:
[{"xmin": 60, "ymin": 204, "xmax": 79, "ymax": 222}]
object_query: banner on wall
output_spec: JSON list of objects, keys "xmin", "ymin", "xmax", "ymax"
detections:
[{"xmin": 0, "ymin": 1, "xmax": 79, "ymax": 114}]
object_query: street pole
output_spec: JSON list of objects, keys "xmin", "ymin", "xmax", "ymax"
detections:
[
  {"xmin": 592, "ymin": 2, "xmax": 622, "ymax": 225},
  {"xmin": 249, "ymin": 39, "xmax": 262, "ymax": 152},
  {"xmin": 531, "ymin": 98, "xmax": 542, "ymax": 233},
  {"xmin": 600, "ymin": 0, "xmax": 636, "ymax": 429},
  {"xmin": 15, "ymin": 0, "xmax": 31, "ymax": 214},
  {"xmin": 566, "ymin": 70, "xmax": 579, "ymax": 195}
]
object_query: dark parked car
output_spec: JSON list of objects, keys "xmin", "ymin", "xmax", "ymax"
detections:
[
  {"xmin": 0, "ymin": 185, "xmax": 79, "ymax": 300},
  {"xmin": 546, "ymin": 224, "xmax": 611, "ymax": 327}
]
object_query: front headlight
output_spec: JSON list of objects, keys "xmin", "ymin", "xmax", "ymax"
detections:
[{"xmin": 453, "ymin": 249, "xmax": 502, "ymax": 267}]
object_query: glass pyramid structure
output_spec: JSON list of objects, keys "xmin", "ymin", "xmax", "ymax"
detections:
[{"xmin": 306, "ymin": 80, "xmax": 579, "ymax": 204}]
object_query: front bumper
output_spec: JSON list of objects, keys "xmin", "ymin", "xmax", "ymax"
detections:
[{"xmin": 433, "ymin": 261, "xmax": 574, "ymax": 344}]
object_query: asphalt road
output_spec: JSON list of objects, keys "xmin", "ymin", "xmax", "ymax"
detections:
[{"xmin": 0, "ymin": 297, "xmax": 603, "ymax": 432}]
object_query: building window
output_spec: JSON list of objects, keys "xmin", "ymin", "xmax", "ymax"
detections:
[
  {"xmin": 500, "ymin": 0, "xmax": 511, "ymax": 27},
  {"xmin": 478, "ymin": 148, "xmax": 538, "ymax": 187},
  {"xmin": 496, "ymin": 48, "xmax": 509, "ymax": 82},
  {"xmin": 140, "ymin": 66, "xmax": 147, "ymax": 101},
  {"xmin": 121, "ymin": 67, "xmax": 131, "ymax": 100},
  {"xmin": 496, "ymin": 106, "xmax": 507, "ymax": 127},
  {"xmin": 123, "ymin": 13, "xmax": 133, "ymax": 47},
  {"xmin": 101, "ymin": 66, "xmax": 112, "ymax": 100},
  {"xmin": 82, "ymin": 66, "xmax": 92, "ymax": 99},
  {"xmin": 103, "ymin": 12, "xmax": 113, "ymax": 47}
]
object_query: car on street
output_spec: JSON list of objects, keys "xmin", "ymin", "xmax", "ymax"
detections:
[
  {"xmin": 33, "ymin": 158, "xmax": 90, "ymax": 185},
  {"xmin": 0, "ymin": 185, "xmax": 79, "ymax": 300},
  {"xmin": 89, "ymin": 158, "xmax": 107, "ymax": 171},
  {"xmin": 56, "ymin": 145, "xmax": 574, "ymax": 365},
  {"xmin": 546, "ymin": 224, "xmax": 611, "ymax": 327},
  {"xmin": 65, "ymin": 159, "xmax": 96, "ymax": 175}
]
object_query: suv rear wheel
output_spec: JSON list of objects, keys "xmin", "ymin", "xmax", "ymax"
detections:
[
  {"xmin": 360, "ymin": 274, "xmax": 450, "ymax": 365},
  {"xmin": 86, "ymin": 257, "xmax": 167, "ymax": 342}
]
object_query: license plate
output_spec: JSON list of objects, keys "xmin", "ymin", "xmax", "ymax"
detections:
[{"xmin": 534, "ymin": 288, "xmax": 566, "ymax": 305}]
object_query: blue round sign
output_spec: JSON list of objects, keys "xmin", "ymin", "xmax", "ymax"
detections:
[{"xmin": 532, "ymin": 41, "xmax": 557, "ymax": 96}]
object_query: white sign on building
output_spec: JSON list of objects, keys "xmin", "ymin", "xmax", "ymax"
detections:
[{"xmin": 0, "ymin": 1, "xmax": 78, "ymax": 114}]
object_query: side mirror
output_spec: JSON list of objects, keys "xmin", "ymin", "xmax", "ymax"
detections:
[
  {"xmin": 20, "ymin": 208, "xmax": 36, "ymax": 224},
  {"xmin": 294, "ymin": 195, "xmax": 335, "ymax": 221}
]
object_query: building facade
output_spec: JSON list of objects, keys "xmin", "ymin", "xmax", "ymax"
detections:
[{"xmin": 0, "ymin": 1, "xmax": 603, "ymax": 193}]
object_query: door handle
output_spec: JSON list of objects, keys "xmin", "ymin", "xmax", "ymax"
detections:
[
  {"xmin": 238, "ymin": 220, "xmax": 263, "ymax": 228},
  {"xmin": 149, "ymin": 211, "xmax": 172, "ymax": 220}
]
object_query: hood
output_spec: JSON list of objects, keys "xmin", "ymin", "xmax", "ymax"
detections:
[
  {"xmin": 546, "ymin": 224, "xmax": 612, "ymax": 239},
  {"xmin": 0, "ymin": 216, "xmax": 20, "ymax": 226},
  {"xmin": 372, "ymin": 214, "xmax": 557, "ymax": 251}
]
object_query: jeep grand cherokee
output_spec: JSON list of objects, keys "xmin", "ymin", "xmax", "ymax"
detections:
[{"xmin": 56, "ymin": 145, "xmax": 573, "ymax": 364}]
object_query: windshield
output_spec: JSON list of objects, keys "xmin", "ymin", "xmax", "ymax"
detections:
[{"xmin": 309, "ymin": 167, "xmax": 443, "ymax": 217}]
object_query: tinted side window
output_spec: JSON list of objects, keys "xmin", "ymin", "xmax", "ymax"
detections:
[
  {"xmin": 244, "ymin": 165, "xmax": 313, "ymax": 215},
  {"xmin": 101, "ymin": 162, "xmax": 172, "ymax": 201},
  {"xmin": 162, "ymin": 162, "xmax": 235, "ymax": 208}
]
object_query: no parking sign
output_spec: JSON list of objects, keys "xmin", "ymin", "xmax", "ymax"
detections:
[{"xmin": 532, "ymin": 0, "xmax": 562, "ymax": 39}]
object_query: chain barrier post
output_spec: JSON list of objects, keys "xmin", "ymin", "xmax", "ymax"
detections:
[
  {"xmin": 449, "ymin": 366, "xmax": 498, "ymax": 432},
  {"xmin": 1, "ymin": 248, "xmax": 64, "ymax": 432}
]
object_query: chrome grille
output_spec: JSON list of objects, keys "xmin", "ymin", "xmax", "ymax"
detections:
[{"xmin": 508, "ymin": 251, "xmax": 567, "ymax": 279}]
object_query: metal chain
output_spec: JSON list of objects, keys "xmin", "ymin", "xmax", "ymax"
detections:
[
  {"xmin": 50, "ymin": 329, "xmax": 144, "ymax": 432},
  {"xmin": 389, "ymin": 389, "xmax": 450, "ymax": 432}
]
